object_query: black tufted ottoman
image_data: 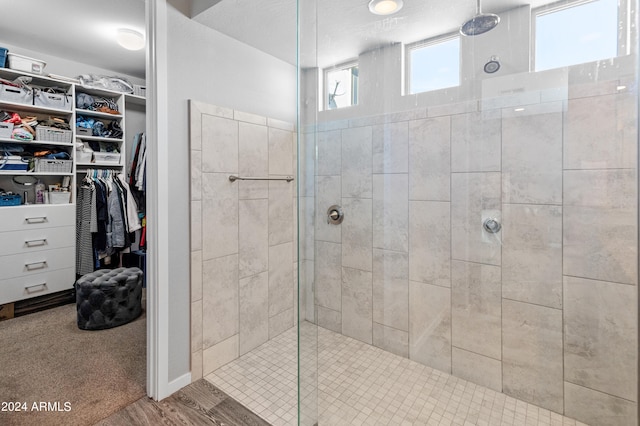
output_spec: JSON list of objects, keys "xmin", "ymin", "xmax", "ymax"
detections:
[{"xmin": 75, "ymin": 267, "xmax": 143, "ymax": 330}]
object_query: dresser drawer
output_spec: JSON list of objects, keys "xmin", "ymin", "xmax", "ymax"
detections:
[
  {"xmin": 0, "ymin": 204, "xmax": 75, "ymax": 232},
  {"xmin": 0, "ymin": 246, "xmax": 74, "ymax": 280},
  {"xmin": 0, "ymin": 267, "xmax": 75, "ymax": 304},
  {"xmin": 0, "ymin": 226, "xmax": 75, "ymax": 257}
]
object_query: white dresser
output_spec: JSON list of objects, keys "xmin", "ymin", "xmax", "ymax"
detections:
[{"xmin": 0, "ymin": 204, "xmax": 75, "ymax": 304}]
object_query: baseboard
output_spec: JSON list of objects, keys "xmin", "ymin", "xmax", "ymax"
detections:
[{"xmin": 162, "ymin": 372, "xmax": 192, "ymax": 399}]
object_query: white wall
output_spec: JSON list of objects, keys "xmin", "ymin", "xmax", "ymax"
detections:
[{"xmin": 165, "ymin": 2, "xmax": 297, "ymax": 382}]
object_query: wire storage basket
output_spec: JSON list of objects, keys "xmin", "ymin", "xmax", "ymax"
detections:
[
  {"xmin": 34, "ymin": 158, "xmax": 72, "ymax": 173},
  {"xmin": 36, "ymin": 126, "xmax": 72, "ymax": 143}
]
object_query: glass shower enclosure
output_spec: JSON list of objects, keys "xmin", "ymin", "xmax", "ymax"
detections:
[{"xmin": 297, "ymin": 0, "xmax": 639, "ymax": 425}]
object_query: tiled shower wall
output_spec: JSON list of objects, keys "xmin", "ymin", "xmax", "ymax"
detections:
[
  {"xmin": 302, "ymin": 79, "xmax": 638, "ymax": 425},
  {"xmin": 190, "ymin": 101, "xmax": 297, "ymax": 380}
]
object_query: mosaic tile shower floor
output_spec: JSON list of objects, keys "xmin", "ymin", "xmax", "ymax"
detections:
[{"xmin": 206, "ymin": 323, "xmax": 587, "ymax": 426}]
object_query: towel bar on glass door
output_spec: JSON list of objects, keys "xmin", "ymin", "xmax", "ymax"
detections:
[{"xmin": 228, "ymin": 175, "xmax": 294, "ymax": 182}]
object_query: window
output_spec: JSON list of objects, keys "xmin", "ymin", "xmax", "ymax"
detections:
[
  {"xmin": 407, "ymin": 35, "xmax": 460, "ymax": 95},
  {"xmin": 534, "ymin": 0, "xmax": 619, "ymax": 71},
  {"xmin": 325, "ymin": 62, "xmax": 358, "ymax": 110}
]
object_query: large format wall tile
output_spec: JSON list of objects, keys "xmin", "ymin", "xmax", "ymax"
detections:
[
  {"xmin": 373, "ymin": 249, "xmax": 409, "ymax": 332},
  {"xmin": 202, "ymin": 114, "xmax": 238, "ymax": 173},
  {"xmin": 451, "ymin": 110, "xmax": 501, "ymax": 173},
  {"xmin": 564, "ymin": 168, "xmax": 637, "ymax": 285},
  {"xmin": 191, "ymin": 299, "xmax": 202, "ymax": 353},
  {"xmin": 342, "ymin": 267, "xmax": 373, "ymax": 344},
  {"xmin": 316, "ymin": 130, "xmax": 342, "ymax": 176},
  {"xmin": 342, "ymin": 127, "xmax": 372, "ymax": 198},
  {"xmin": 202, "ymin": 173, "xmax": 238, "ymax": 260},
  {"xmin": 409, "ymin": 201, "xmax": 450, "ymax": 287},
  {"xmin": 373, "ymin": 174, "xmax": 409, "ymax": 253},
  {"xmin": 502, "ymin": 204, "xmax": 562, "ymax": 308},
  {"xmin": 564, "ymin": 206, "xmax": 637, "ymax": 285},
  {"xmin": 315, "ymin": 241, "xmax": 342, "ymax": 312},
  {"xmin": 452, "ymin": 347, "xmax": 502, "ymax": 392},
  {"xmin": 203, "ymin": 335, "xmax": 239, "ymax": 376},
  {"xmin": 191, "ymin": 250, "xmax": 203, "ymax": 302},
  {"xmin": 315, "ymin": 176, "xmax": 341, "ymax": 244},
  {"xmin": 565, "ymin": 382, "xmax": 637, "ymax": 426},
  {"xmin": 408, "ymin": 116, "xmax": 451, "ymax": 201},
  {"xmin": 564, "ymin": 276, "xmax": 637, "ymax": 401},
  {"xmin": 191, "ymin": 200, "xmax": 202, "ymax": 252},
  {"xmin": 451, "ymin": 172, "xmax": 502, "ymax": 266},
  {"xmin": 565, "ymin": 169, "xmax": 636, "ymax": 209},
  {"xmin": 299, "ymin": 133, "xmax": 316, "ymax": 198},
  {"xmin": 451, "ymin": 260, "xmax": 501, "ymax": 360},
  {"xmin": 239, "ymin": 199, "xmax": 268, "ymax": 279},
  {"xmin": 372, "ymin": 121, "xmax": 409, "ymax": 174},
  {"xmin": 341, "ymin": 198, "xmax": 373, "ymax": 271},
  {"xmin": 317, "ymin": 305, "xmax": 341, "ymax": 333},
  {"xmin": 269, "ymin": 242, "xmax": 294, "ymax": 318},
  {"xmin": 269, "ymin": 181, "xmax": 294, "ymax": 246},
  {"xmin": 239, "ymin": 271, "xmax": 269, "ymax": 355},
  {"xmin": 191, "ymin": 150, "xmax": 202, "ymax": 201},
  {"xmin": 502, "ymin": 104, "xmax": 562, "ymax": 204},
  {"xmin": 564, "ymin": 93, "xmax": 637, "ymax": 169},
  {"xmin": 238, "ymin": 122, "xmax": 268, "ymax": 199},
  {"xmin": 373, "ymin": 322, "xmax": 409, "ymax": 358},
  {"xmin": 299, "ymin": 196, "xmax": 315, "ymax": 261},
  {"xmin": 268, "ymin": 127, "xmax": 294, "ymax": 176},
  {"xmin": 409, "ymin": 281, "xmax": 451, "ymax": 373},
  {"xmin": 269, "ymin": 308, "xmax": 294, "ymax": 339},
  {"xmin": 502, "ymin": 300, "xmax": 563, "ymax": 413},
  {"xmin": 203, "ymin": 254, "xmax": 239, "ymax": 348}
]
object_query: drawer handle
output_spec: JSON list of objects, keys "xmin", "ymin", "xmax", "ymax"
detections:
[
  {"xmin": 25, "ymin": 283, "xmax": 47, "ymax": 293},
  {"xmin": 25, "ymin": 216, "xmax": 48, "ymax": 224},
  {"xmin": 25, "ymin": 261, "xmax": 47, "ymax": 271},
  {"xmin": 25, "ymin": 239, "xmax": 48, "ymax": 247}
]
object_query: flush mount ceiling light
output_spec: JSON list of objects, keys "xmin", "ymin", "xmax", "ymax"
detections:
[
  {"xmin": 368, "ymin": 0, "xmax": 404, "ymax": 15},
  {"xmin": 116, "ymin": 28, "xmax": 145, "ymax": 51}
]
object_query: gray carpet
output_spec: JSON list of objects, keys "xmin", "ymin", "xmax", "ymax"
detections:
[{"xmin": 0, "ymin": 300, "xmax": 146, "ymax": 426}]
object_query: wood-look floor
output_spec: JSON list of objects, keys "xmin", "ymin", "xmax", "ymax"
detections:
[{"xmin": 95, "ymin": 379, "xmax": 272, "ymax": 426}]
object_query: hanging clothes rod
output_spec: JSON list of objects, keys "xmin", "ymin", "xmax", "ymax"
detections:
[{"xmin": 228, "ymin": 175, "xmax": 294, "ymax": 183}]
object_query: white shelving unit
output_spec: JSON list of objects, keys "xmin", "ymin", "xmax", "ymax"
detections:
[
  {"xmin": 0, "ymin": 67, "xmax": 144, "ymax": 305},
  {"xmin": 74, "ymin": 85, "xmax": 127, "ymax": 175},
  {"xmin": 0, "ymin": 69, "xmax": 75, "ymax": 304}
]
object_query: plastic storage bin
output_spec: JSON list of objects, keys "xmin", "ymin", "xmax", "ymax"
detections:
[
  {"xmin": 0, "ymin": 48, "xmax": 7, "ymax": 68},
  {"xmin": 34, "ymin": 158, "xmax": 72, "ymax": 173},
  {"xmin": 36, "ymin": 126, "xmax": 72, "ymax": 143},
  {"xmin": 0, "ymin": 155, "xmax": 28, "ymax": 171},
  {"xmin": 7, "ymin": 53, "xmax": 46, "ymax": 75},
  {"xmin": 93, "ymin": 152, "xmax": 120, "ymax": 164},
  {"xmin": 0, "ymin": 194, "xmax": 21, "ymax": 206},
  {"xmin": 0, "ymin": 84, "xmax": 32, "ymax": 105},
  {"xmin": 48, "ymin": 192, "xmax": 70, "ymax": 204},
  {"xmin": 0, "ymin": 122, "xmax": 14, "ymax": 138},
  {"xmin": 76, "ymin": 127, "xmax": 92, "ymax": 136},
  {"xmin": 34, "ymin": 89, "xmax": 71, "ymax": 111}
]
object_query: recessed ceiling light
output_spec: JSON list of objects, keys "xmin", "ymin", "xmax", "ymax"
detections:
[
  {"xmin": 514, "ymin": 108, "xmax": 525, "ymax": 112},
  {"xmin": 116, "ymin": 28, "xmax": 145, "ymax": 51},
  {"xmin": 368, "ymin": 0, "xmax": 404, "ymax": 15},
  {"xmin": 617, "ymin": 85, "xmax": 627, "ymax": 90}
]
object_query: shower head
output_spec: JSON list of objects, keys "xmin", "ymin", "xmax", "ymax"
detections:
[{"xmin": 460, "ymin": 0, "xmax": 500, "ymax": 36}]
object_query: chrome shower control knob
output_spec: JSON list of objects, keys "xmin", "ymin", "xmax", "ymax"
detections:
[
  {"xmin": 327, "ymin": 205, "xmax": 344, "ymax": 225},
  {"xmin": 483, "ymin": 218, "xmax": 501, "ymax": 233}
]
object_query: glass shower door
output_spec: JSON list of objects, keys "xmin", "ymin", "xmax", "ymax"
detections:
[{"xmin": 298, "ymin": 0, "xmax": 639, "ymax": 425}]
